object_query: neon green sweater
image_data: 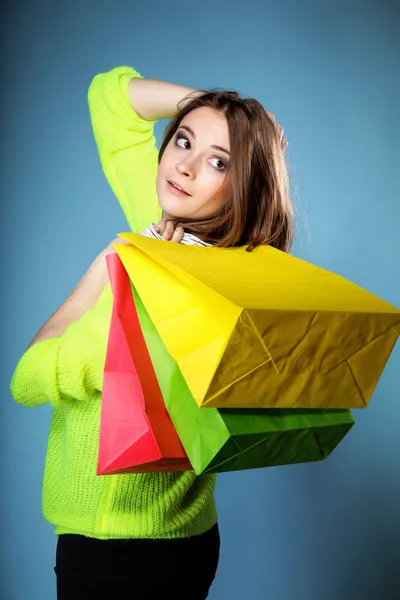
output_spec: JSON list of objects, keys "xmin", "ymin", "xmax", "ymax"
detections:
[{"xmin": 9, "ymin": 66, "xmax": 217, "ymax": 540}]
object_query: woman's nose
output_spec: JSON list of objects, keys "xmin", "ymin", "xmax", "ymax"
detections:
[{"xmin": 176, "ymin": 159, "xmax": 195, "ymax": 178}]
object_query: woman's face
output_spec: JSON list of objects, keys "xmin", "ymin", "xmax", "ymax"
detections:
[{"xmin": 156, "ymin": 107, "xmax": 231, "ymax": 220}]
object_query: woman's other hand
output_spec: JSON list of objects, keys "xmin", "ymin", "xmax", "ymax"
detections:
[{"xmin": 266, "ymin": 111, "xmax": 288, "ymax": 151}]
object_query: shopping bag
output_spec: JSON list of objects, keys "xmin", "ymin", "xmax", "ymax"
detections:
[
  {"xmin": 130, "ymin": 280, "xmax": 355, "ymax": 475},
  {"xmin": 114, "ymin": 234, "xmax": 399, "ymax": 410},
  {"xmin": 97, "ymin": 252, "xmax": 191, "ymax": 475}
]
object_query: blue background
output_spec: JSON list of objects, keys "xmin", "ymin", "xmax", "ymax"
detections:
[{"xmin": 1, "ymin": 1, "xmax": 399, "ymax": 598}]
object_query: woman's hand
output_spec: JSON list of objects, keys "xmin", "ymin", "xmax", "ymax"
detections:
[
  {"xmin": 266, "ymin": 111, "xmax": 288, "ymax": 151},
  {"xmin": 154, "ymin": 217, "xmax": 185, "ymax": 242}
]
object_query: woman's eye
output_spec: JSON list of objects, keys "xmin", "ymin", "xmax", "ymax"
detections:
[
  {"xmin": 175, "ymin": 134, "xmax": 226, "ymax": 171},
  {"xmin": 176, "ymin": 135, "xmax": 190, "ymax": 149},
  {"xmin": 209, "ymin": 157, "xmax": 226, "ymax": 171}
]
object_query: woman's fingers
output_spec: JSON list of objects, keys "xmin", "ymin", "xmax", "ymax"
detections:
[
  {"xmin": 104, "ymin": 220, "xmax": 184, "ymax": 259},
  {"xmin": 161, "ymin": 220, "xmax": 176, "ymax": 240},
  {"xmin": 155, "ymin": 218, "xmax": 184, "ymax": 243},
  {"xmin": 275, "ymin": 122, "xmax": 288, "ymax": 150},
  {"xmin": 154, "ymin": 217, "xmax": 166, "ymax": 235},
  {"xmin": 155, "ymin": 217, "xmax": 174, "ymax": 239},
  {"xmin": 266, "ymin": 110, "xmax": 288, "ymax": 151},
  {"xmin": 171, "ymin": 226, "xmax": 185, "ymax": 243}
]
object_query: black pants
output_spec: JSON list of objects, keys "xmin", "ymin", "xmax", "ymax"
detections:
[{"xmin": 55, "ymin": 524, "xmax": 220, "ymax": 600}]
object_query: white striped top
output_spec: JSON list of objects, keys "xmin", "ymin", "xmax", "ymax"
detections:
[{"xmin": 140, "ymin": 223, "xmax": 212, "ymax": 247}]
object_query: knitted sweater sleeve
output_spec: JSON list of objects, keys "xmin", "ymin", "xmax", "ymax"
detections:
[
  {"xmin": 88, "ymin": 66, "xmax": 162, "ymax": 233},
  {"xmin": 10, "ymin": 284, "xmax": 113, "ymax": 408}
]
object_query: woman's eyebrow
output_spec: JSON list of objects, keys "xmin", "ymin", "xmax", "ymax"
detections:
[{"xmin": 179, "ymin": 125, "xmax": 230, "ymax": 156}]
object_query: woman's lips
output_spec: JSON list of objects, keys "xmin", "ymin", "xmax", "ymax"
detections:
[{"xmin": 167, "ymin": 181, "xmax": 191, "ymax": 196}]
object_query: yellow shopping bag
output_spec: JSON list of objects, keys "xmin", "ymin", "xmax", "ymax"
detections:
[{"xmin": 115, "ymin": 234, "xmax": 399, "ymax": 410}]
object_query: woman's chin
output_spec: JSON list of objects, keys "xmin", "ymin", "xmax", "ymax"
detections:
[{"xmin": 158, "ymin": 198, "xmax": 192, "ymax": 220}]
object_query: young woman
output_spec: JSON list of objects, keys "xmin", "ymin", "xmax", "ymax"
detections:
[{"xmin": 10, "ymin": 66, "xmax": 293, "ymax": 600}]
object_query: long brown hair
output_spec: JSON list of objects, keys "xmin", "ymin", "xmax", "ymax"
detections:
[{"xmin": 159, "ymin": 90, "xmax": 294, "ymax": 252}]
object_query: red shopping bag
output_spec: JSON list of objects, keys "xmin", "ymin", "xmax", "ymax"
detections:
[{"xmin": 97, "ymin": 252, "xmax": 191, "ymax": 475}]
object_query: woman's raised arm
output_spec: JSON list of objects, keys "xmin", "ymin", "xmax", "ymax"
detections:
[
  {"xmin": 128, "ymin": 76, "xmax": 199, "ymax": 121},
  {"xmin": 88, "ymin": 66, "xmax": 200, "ymax": 233}
]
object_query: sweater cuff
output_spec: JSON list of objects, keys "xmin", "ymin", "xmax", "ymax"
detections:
[{"xmin": 10, "ymin": 338, "xmax": 63, "ymax": 408}]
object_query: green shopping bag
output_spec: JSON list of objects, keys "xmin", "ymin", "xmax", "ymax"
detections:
[{"xmin": 131, "ymin": 283, "xmax": 355, "ymax": 475}]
